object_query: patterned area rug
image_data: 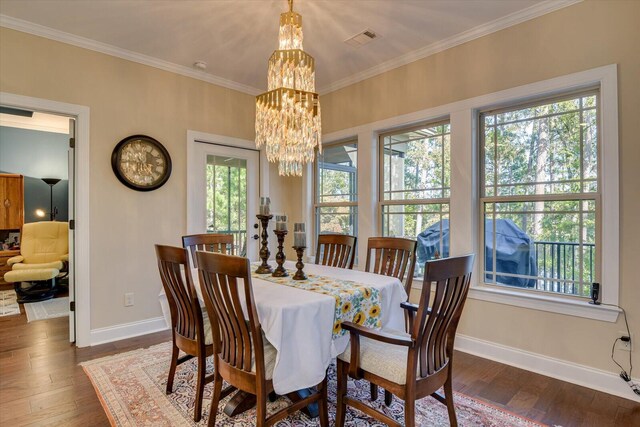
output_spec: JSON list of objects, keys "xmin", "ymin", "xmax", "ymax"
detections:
[
  {"xmin": 24, "ymin": 296, "xmax": 69, "ymax": 322},
  {"xmin": 0, "ymin": 289, "xmax": 20, "ymax": 317},
  {"xmin": 83, "ymin": 342, "xmax": 546, "ymax": 426}
]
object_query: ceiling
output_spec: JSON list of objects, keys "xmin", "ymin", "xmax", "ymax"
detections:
[{"xmin": 0, "ymin": 0, "xmax": 577, "ymax": 94}]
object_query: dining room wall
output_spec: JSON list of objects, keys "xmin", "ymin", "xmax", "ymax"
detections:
[
  {"xmin": 317, "ymin": 0, "xmax": 639, "ymax": 386},
  {"xmin": 0, "ymin": 27, "xmax": 263, "ymax": 333}
]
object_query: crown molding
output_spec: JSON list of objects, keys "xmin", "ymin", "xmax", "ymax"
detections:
[
  {"xmin": 318, "ymin": 0, "xmax": 583, "ymax": 94},
  {"xmin": 1, "ymin": 0, "xmax": 582, "ymax": 98},
  {"xmin": 0, "ymin": 14, "xmax": 263, "ymax": 96}
]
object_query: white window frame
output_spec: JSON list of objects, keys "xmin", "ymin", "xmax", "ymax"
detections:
[
  {"xmin": 479, "ymin": 90, "xmax": 601, "ymax": 300},
  {"xmin": 306, "ymin": 64, "xmax": 619, "ymax": 322},
  {"xmin": 378, "ymin": 120, "xmax": 451, "ymax": 279},
  {"xmin": 313, "ymin": 139, "xmax": 358, "ymax": 254},
  {"xmin": 469, "ymin": 67, "xmax": 618, "ymax": 322}
]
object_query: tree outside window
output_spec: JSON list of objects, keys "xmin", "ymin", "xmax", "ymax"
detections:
[
  {"xmin": 315, "ymin": 141, "xmax": 357, "ymax": 238},
  {"xmin": 481, "ymin": 91, "xmax": 599, "ymax": 297},
  {"xmin": 380, "ymin": 122, "xmax": 451, "ymax": 278}
]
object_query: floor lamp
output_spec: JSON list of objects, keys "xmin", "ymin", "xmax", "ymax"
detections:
[{"xmin": 41, "ymin": 178, "xmax": 61, "ymax": 221}]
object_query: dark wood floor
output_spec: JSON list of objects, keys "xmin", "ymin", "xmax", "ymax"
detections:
[{"xmin": 0, "ymin": 308, "xmax": 638, "ymax": 427}]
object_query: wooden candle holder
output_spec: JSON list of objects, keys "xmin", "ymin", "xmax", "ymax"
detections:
[
  {"xmin": 255, "ymin": 214, "xmax": 273, "ymax": 274},
  {"xmin": 292, "ymin": 246, "xmax": 307, "ymax": 280},
  {"xmin": 272, "ymin": 230, "xmax": 288, "ymax": 277}
]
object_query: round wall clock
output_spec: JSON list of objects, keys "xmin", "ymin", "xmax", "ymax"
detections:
[{"xmin": 111, "ymin": 135, "xmax": 172, "ymax": 191}]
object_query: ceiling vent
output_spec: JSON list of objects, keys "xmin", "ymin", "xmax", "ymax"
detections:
[{"xmin": 344, "ymin": 29, "xmax": 379, "ymax": 47}]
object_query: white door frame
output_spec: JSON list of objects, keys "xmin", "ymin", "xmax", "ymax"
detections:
[
  {"xmin": 186, "ymin": 130, "xmax": 269, "ymax": 236},
  {"xmin": 0, "ymin": 92, "xmax": 91, "ymax": 347}
]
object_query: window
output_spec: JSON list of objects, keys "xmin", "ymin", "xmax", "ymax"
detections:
[
  {"xmin": 380, "ymin": 121, "xmax": 450, "ymax": 278},
  {"xmin": 315, "ymin": 141, "xmax": 357, "ymax": 238},
  {"xmin": 206, "ymin": 155, "xmax": 247, "ymax": 256},
  {"xmin": 480, "ymin": 91, "xmax": 599, "ymax": 298}
]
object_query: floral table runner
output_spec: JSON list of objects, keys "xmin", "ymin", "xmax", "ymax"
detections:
[{"xmin": 252, "ymin": 270, "xmax": 382, "ymax": 338}]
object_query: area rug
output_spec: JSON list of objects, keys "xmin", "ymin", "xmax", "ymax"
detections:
[
  {"xmin": 0, "ymin": 289, "xmax": 20, "ymax": 317},
  {"xmin": 82, "ymin": 341, "xmax": 546, "ymax": 427},
  {"xmin": 24, "ymin": 296, "xmax": 69, "ymax": 322}
]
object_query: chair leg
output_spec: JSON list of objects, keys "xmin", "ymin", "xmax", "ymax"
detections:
[
  {"xmin": 193, "ymin": 353, "xmax": 206, "ymax": 422},
  {"xmin": 256, "ymin": 388, "xmax": 267, "ymax": 427},
  {"xmin": 166, "ymin": 341, "xmax": 179, "ymax": 394},
  {"xmin": 444, "ymin": 375, "xmax": 458, "ymax": 427},
  {"xmin": 317, "ymin": 378, "xmax": 329, "ymax": 427},
  {"xmin": 335, "ymin": 360, "xmax": 348, "ymax": 427},
  {"xmin": 405, "ymin": 397, "xmax": 415, "ymax": 427},
  {"xmin": 384, "ymin": 389, "xmax": 393, "ymax": 406},
  {"xmin": 208, "ymin": 372, "xmax": 223, "ymax": 427},
  {"xmin": 370, "ymin": 383, "xmax": 378, "ymax": 401}
]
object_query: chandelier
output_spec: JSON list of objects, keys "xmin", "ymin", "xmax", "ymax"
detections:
[{"xmin": 255, "ymin": 0, "xmax": 321, "ymax": 176}]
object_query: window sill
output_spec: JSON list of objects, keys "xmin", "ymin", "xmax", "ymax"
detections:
[{"xmin": 467, "ymin": 285, "xmax": 619, "ymax": 322}]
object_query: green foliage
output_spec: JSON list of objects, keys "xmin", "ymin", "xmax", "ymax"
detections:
[
  {"xmin": 316, "ymin": 143, "xmax": 357, "ymax": 235},
  {"xmin": 483, "ymin": 94, "xmax": 598, "ymax": 294},
  {"xmin": 206, "ymin": 156, "xmax": 247, "ymax": 254},
  {"xmin": 381, "ymin": 124, "xmax": 450, "ymax": 243}
]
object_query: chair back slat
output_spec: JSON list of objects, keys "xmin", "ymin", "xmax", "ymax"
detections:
[
  {"xmin": 155, "ymin": 245, "xmax": 204, "ymax": 342},
  {"xmin": 197, "ymin": 251, "xmax": 264, "ymax": 375},
  {"xmin": 365, "ymin": 237, "xmax": 417, "ymax": 294},
  {"xmin": 315, "ymin": 234, "xmax": 357, "ymax": 269},
  {"xmin": 182, "ymin": 234, "xmax": 235, "ymax": 268},
  {"xmin": 412, "ymin": 254, "xmax": 475, "ymax": 378}
]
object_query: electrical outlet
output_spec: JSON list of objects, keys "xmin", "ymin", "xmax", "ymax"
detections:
[
  {"xmin": 124, "ymin": 292, "xmax": 134, "ymax": 307},
  {"xmin": 617, "ymin": 331, "xmax": 633, "ymax": 352}
]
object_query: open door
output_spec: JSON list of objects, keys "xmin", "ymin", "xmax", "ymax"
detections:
[
  {"xmin": 190, "ymin": 143, "xmax": 260, "ymax": 260},
  {"xmin": 67, "ymin": 118, "xmax": 76, "ymax": 343}
]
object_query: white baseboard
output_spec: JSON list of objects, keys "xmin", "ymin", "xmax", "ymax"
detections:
[
  {"xmin": 90, "ymin": 316, "xmax": 169, "ymax": 346},
  {"xmin": 455, "ymin": 334, "xmax": 640, "ymax": 403}
]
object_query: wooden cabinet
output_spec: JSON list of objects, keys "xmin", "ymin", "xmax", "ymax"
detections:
[
  {"xmin": 0, "ymin": 250, "xmax": 20, "ymax": 285},
  {"xmin": 0, "ymin": 174, "xmax": 24, "ymax": 230}
]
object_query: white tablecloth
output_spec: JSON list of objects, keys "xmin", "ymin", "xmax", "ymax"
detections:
[{"xmin": 159, "ymin": 260, "xmax": 407, "ymax": 394}]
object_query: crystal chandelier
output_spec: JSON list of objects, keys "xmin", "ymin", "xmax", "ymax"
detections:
[{"xmin": 255, "ymin": 0, "xmax": 321, "ymax": 176}]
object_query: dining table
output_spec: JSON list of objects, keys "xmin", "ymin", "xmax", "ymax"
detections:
[{"xmin": 158, "ymin": 259, "xmax": 408, "ymax": 416}]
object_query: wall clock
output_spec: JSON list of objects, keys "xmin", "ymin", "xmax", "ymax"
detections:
[{"xmin": 111, "ymin": 135, "xmax": 172, "ymax": 191}]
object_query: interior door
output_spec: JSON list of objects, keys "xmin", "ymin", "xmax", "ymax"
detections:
[
  {"xmin": 67, "ymin": 118, "xmax": 76, "ymax": 342},
  {"xmin": 191, "ymin": 143, "xmax": 260, "ymax": 260}
]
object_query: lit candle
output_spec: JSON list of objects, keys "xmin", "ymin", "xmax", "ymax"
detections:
[
  {"xmin": 275, "ymin": 214, "xmax": 288, "ymax": 231},
  {"xmin": 259, "ymin": 196, "xmax": 271, "ymax": 215},
  {"xmin": 293, "ymin": 222, "xmax": 306, "ymax": 247}
]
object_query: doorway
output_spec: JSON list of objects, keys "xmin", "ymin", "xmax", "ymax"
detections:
[
  {"xmin": 0, "ymin": 92, "xmax": 90, "ymax": 347},
  {"xmin": 0, "ymin": 108, "xmax": 75, "ymax": 340},
  {"xmin": 188, "ymin": 140, "xmax": 260, "ymax": 260}
]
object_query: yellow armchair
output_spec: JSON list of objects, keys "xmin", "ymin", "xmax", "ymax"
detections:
[{"xmin": 3, "ymin": 221, "xmax": 69, "ymax": 303}]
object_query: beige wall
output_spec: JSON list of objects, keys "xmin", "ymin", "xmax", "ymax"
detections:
[
  {"xmin": 321, "ymin": 0, "xmax": 639, "ymax": 375},
  {"xmin": 0, "ymin": 28, "xmax": 262, "ymax": 329}
]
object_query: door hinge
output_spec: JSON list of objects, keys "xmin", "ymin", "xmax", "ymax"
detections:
[
  {"xmin": 69, "ymin": 137, "xmax": 75, "ymax": 149},
  {"xmin": 69, "ymin": 219, "xmax": 75, "ymax": 230},
  {"xmin": 70, "ymin": 301, "xmax": 75, "ymax": 312}
]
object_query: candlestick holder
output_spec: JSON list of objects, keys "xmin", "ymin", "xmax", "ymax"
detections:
[
  {"xmin": 255, "ymin": 214, "xmax": 273, "ymax": 274},
  {"xmin": 272, "ymin": 230, "xmax": 288, "ymax": 277},
  {"xmin": 292, "ymin": 246, "xmax": 307, "ymax": 280}
]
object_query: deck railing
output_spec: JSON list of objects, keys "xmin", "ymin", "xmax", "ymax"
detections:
[{"xmin": 533, "ymin": 240, "xmax": 595, "ymax": 295}]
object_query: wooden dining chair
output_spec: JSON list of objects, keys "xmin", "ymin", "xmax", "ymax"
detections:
[
  {"xmin": 154, "ymin": 244, "xmax": 215, "ymax": 422},
  {"xmin": 315, "ymin": 234, "xmax": 357, "ymax": 269},
  {"xmin": 182, "ymin": 233, "xmax": 234, "ymax": 268},
  {"xmin": 365, "ymin": 237, "xmax": 417, "ymax": 295},
  {"xmin": 335, "ymin": 254, "xmax": 475, "ymax": 427},
  {"xmin": 196, "ymin": 251, "xmax": 329, "ymax": 427},
  {"xmin": 364, "ymin": 237, "xmax": 418, "ymax": 401}
]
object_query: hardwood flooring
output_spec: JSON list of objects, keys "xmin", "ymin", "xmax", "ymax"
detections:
[{"xmin": 0, "ymin": 308, "xmax": 638, "ymax": 426}]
